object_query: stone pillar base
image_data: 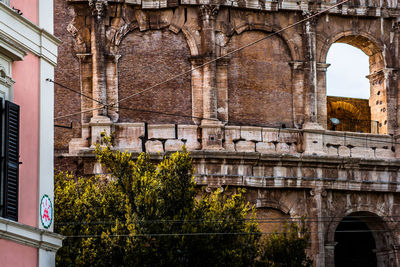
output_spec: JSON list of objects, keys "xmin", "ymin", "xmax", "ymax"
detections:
[
  {"xmin": 201, "ymin": 120, "xmax": 223, "ymax": 150},
  {"xmin": 89, "ymin": 115, "xmax": 112, "ymax": 147},
  {"xmin": 302, "ymin": 122, "xmax": 326, "ymax": 155}
]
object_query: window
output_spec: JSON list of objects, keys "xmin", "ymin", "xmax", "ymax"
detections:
[{"xmin": 0, "ymin": 56, "xmax": 19, "ymax": 221}]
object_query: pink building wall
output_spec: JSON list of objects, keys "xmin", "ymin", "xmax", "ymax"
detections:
[
  {"xmin": 0, "ymin": 239, "xmax": 37, "ymax": 266},
  {"xmin": 12, "ymin": 53, "xmax": 40, "ymax": 228},
  {"xmin": 10, "ymin": 0, "xmax": 38, "ymax": 24}
]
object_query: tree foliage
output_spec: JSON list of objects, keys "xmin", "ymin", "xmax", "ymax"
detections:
[{"xmin": 55, "ymin": 141, "xmax": 312, "ymax": 266}]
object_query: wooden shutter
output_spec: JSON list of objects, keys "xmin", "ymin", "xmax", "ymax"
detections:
[{"xmin": 3, "ymin": 100, "xmax": 19, "ymax": 221}]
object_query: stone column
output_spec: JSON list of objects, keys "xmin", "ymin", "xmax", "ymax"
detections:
[
  {"xmin": 90, "ymin": 0, "xmax": 108, "ymax": 117},
  {"xmin": 216, "ymin": 57, "xmax": 229, "ymax": 123},
  {"xmin": 199, "ymin": 5, "xmax": 223, "ymax": 150},
  {"xmin": 303, "ymin": 12, "xmax": 319, "ymax": 128},
  {"xmin": 190, "ymin": 56, "xmax": 204, "ymax": 125},
  {"xmin": 88, "ymin": 0, "xmax": 112, "ymax": 146},
  {"xmin": 324, "ymin": 242, "xmax": 337, "ymax": 267},
  {"xmin": 317, "ymin": 63, "xmax": 330, "ymax": 129},
  {"xmin": 309, "ymin": 187, "xmax": 326, "ymax": 267},
  {"xmin": 68, "ymin": 54, "xmax": 92, "ymax": 153},
  {"xmin": 106, "ymin": 54, "xmax": 121, "ymax": 122},
  {"xmin": 392, "ymin": 20, "xmax": 400, "ymax": 157},
  {"xmin": 290, "ymin": 61, "xmax": 306, "ymax": 128}
]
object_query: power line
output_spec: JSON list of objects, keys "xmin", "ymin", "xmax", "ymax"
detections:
[
  {"xmin": 54, "ymin": 215, "xmax": 400, "ymax": 226},
  {"xmin": 48, "ymin": 78, "xmax": 104, "ymax": 105},
  {"xmin": 51, "ymin": 0, "xmax": 349, "ymax": 120},
  {"xmin": 113, "ymin": 0, "xmax": 349, "ymax": 105},
  {"xmin": 63, "ymin": 229, "xmax": 397, "ymax": 239}
]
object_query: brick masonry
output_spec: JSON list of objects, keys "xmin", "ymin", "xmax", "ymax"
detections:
[{"xmin": 53, "ymin": 1, "xmax": 400, "ymax": 266}]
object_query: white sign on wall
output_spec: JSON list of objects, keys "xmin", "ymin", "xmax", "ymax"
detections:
[{"xmin": 40, "ymin": 194, "xmax": 53, "ymax": 229}]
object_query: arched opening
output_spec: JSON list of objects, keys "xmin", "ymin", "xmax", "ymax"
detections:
[
  {"xmin": 256, "ymin": 207, "xmax": 290, "ymax": 234},
  {"xmin": 334, "ymin": 215, "xmax": 377, "ymax": 266},
  {"xmin": 226, "ymin": 30, "xmax": 293, "ymax": 128},
  {"xmin": 118, "ymin": 29, "xmax": 193, "ymax": 124},
  {"xmin": 334, "ymin": 212, "xmax": 394, "ymax": 267},
  {"xmin": 326, "ymin": 36, "xmax": 386, "ymax": 134}
]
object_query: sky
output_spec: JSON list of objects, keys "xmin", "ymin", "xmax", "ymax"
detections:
[{"xmin": 326, "ymin": 43, "xmax": 370, "ymax": 99}]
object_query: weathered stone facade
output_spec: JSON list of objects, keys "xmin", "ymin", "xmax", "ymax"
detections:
[{"xmin": 54, "ymin": 0, "xmax": 400, "ymax": 265}]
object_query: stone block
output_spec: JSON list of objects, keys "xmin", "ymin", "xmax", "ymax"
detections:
[
  {"xmin": 201, "ymin": 123, "xmax": 223, "ymax": 150},
  {"xmin": 323, "ymin": 133, "xmax": 345, "ymax": 146},
  {"xmin": 256, "ymin": 142, "xmax": 275, "ymax": 153},
  {"xmin": 178, "ymin": 125, "xmax": 200, "ymax": 150},
  {"xmin": 114, "ymin": 123, "xmax": 144, "ymax": 151},
  {"xmin": 241, "ymin": 126, "xmax": 262, "ymax": 142},
  {"xmin": 89, "ymin": 116, "xmax": 112, "ymax": 147},
  {"xmin": 236, "ymin": 141, "xmax": 255, "ymax": 152},
  {"xmin": 165, "ymin": 139, "xmax": 185, "ymax": 152},
  {"xmin": 375, "ymin": 148, "xmax": 395, "ymax": 159},
  {"xmin": 276, "ymin": 142, "xmax": 291, "ymax": 154},
  {"xmin": 69, "ymin": 138, "xmax": 89, "ymax": 154},
  {"xmin": 351, "ymin": 147, "xmax": 374, "ymax": 158},
  {"xmin": 145, "ymin": 140, "xmax": 164, "ymax": 153},
  {"xmin": 224, "ymin": 126, "xmax": 240, "ymax": 151},
  {"xmin": 302, "ymin": 130, "xmax": 325, "ymax": 155},
  {"xmin": 262, "ymin": 128, "xmax": 278, "ymax": 142},
  {"xmin": 289, "ymin": 143, "xmax": 299, "ymax": 154},
  {"xmin": 338, "ymin": 146, "xmax": 350, "ymax": 157},
  {"xmin": 326, "ymin": 145, "xmax": 338, "ymax": 156},
  {"xmin": 279, "ymin": 131, "xmax": 298, "ymax": 143},
  {"xmin": 148, "ymin": 124, "xmax": 176, "ymax": 139}
]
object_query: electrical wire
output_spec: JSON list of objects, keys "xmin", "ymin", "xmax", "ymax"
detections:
[
  {"xmin": 63, "ymin": 228, "xmax": 398, "ymax": 239},
  {"xmin": 113, "ymin": 0, "xmax": 349, "ymax": 106},
  {"xmin": 54, "ymin": 215, "xmax": 400, "ymax": 226},
  {"xmin": 51, "ymin": 0, "xmax": 349, "ymax": 120},
  {"xmin": 48, "ymin": 78, "xmax": 104, "ymax": 105}
]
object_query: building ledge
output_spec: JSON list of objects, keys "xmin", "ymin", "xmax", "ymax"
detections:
[{"xmin": 0, "ymin": 217, "xmax": 64, "ymax": 252}]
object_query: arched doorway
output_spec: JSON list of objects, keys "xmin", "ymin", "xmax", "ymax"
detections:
[
  {"xmin": 333, "ymin": 212, "xmax": 395, "ymax": 267},
  {"xmin": 334, "ymin": 215, "xmax": 377, "ymax": 266}
]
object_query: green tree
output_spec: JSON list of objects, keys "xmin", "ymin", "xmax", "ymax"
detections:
[
  {"xmin": 55, "ymin": 143, "xmax": 260, "ymax": 266},
  {"xmin": 256, "ymin": 221, "xmax": 313, "ymax": 267},
  {"xmin": 55, "ymin": 140, "xmax": 312, "ymax": 266}
]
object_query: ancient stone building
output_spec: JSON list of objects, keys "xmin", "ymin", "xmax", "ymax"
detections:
[{"xmin": 54, "ymin": 0, "xmax": 400, "ymax": 266}]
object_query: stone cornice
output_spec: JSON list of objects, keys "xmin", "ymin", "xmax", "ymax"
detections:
[
  {"xmin": 68, "ymin": 0, "xmax": 400, "ymax": 18},
  {"xmin": 0, "ymin": 217, "xmax": 64, "ymax": 252},
  {"xmin": 0, "ymin": 2, "xmax": 61, "ymax": 65},
  {"xmin": 195, "ymin": 174, "xmax": 400, "ymax": 193}
]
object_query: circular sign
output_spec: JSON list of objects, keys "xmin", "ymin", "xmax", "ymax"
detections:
[{"xmin": 40, "ymin": 194, "xmax": 53, "ymax": 229}]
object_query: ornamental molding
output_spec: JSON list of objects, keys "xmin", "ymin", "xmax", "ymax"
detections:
[
  {"xmin": 0, "ymin": 217, "xmax": 64, "ymax": 252},
  {"xmin": 89, "ymin": 0, "xmax": 108, "ymax": 19}
]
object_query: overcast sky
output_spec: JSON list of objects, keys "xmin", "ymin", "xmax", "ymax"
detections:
[{"xmin": 326, "ymin": 43, "xmax": 370, "ymax": 99}]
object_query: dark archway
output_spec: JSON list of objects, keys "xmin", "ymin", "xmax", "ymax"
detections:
[
  {"xmin": 333, "ymin": 211, "xmax": 397, "ymax": 267},
  {"xmin": 334, "ymin": 215, "xmax": 377, "ymax": 266}
]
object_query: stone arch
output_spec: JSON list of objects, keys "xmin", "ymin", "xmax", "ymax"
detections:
[
  {"xmin": 112, "ymin": 23, "xmax": 199, "ymax": 57},
  {"xmin": 225, "ymin": 28, "xmax": 294, "ymax": 127},
  {"xmin": 325, "ymin": 207, "xmax": 398, "ymax": 267},
  {"xmin": 256, "ymin": 199, "xmax": 292, "ymax": 234},
  {"xmin": 117, "ymin": 28, "xmax": 193, "ymax": 124},
  {"xmin": 230, "ymin": 23, "xmax": 300, "ymax": 62},
  {"xmin": 319, "ymin": 31, "xmax": 385, "ymax": 66},
  {"xmin": 320, "ymin": 31, "xmax": 390, "ymax": 134}
]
